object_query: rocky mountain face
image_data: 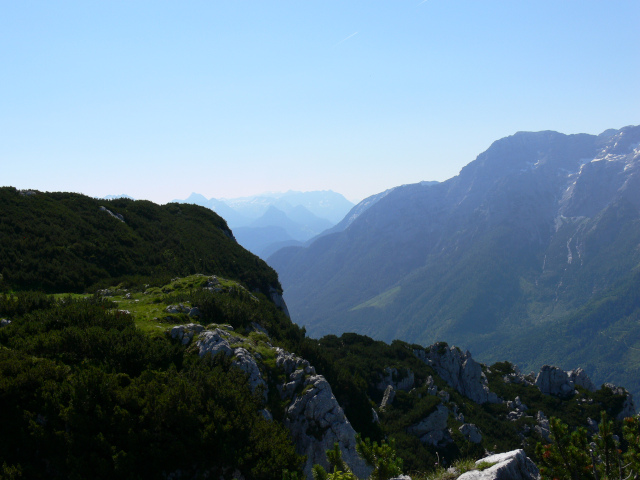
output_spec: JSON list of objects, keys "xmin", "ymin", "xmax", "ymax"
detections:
[
  {"xmin": 170, "ymin": 322, "xmax": 371, "ymax": 478},
  {"xmin": 268, "ymin": 125, "xmax": 640, "ymax": 397},
  {"xmin": 164, "ymin": 317, "xmax": 635, "ymax": 479}
]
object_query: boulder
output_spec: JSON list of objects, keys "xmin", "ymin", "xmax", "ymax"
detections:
[
  {"xmin": 535, "ymin": 365, "xmax": 574, "ymax": 398},
  {"xmin": 459, "ymin": 423, "xmax": 482, "ymax": 444},
  {"xmin": 407, "ymin": 404, "xmax": 452, "ymax": 447},
  {"xmin": 534, "ymin": 411, "xmax": 551, "ymax": 442},
  {"xmin": 425, "ymin": 376, "xmax": 438, "ymax": 396},
  {"xmin": 165, "ymin": 304, "xmax": 191, "ymax": 314},
  {"xmin": 414, "ymin": 344, "xmax": 499, "ymax": 404},
  {"xmin": 535, "ymin": 365, "xmax": 599, "ymax": 398},
  {"xmin": 457, "ymin": 449, "xmax": 539, "ymax": 480},
  {"xmin": 170, "ymin": 323, "xmax": 205, "ymax": 345},
  {"xmin": 283, "ymin": 374, "xmax": 371, "ymax": 479},
  {"xmin": 0, "ymin": 319, "xmax": 11, "ymax": 328},
  {"xmin": 194, "ymin": 328, "xmax": 237, "ymax": 357}
]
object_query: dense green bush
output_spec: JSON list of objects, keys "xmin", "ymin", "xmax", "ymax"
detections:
[
  {"xmin": 536, "ymin": 412, "xmax": 640, "ymax": 480},
  {"xmin": 0, "ymin": 296, "xmax": 302, "ymax": 479},
  {"xmin": 0, "ymin": 187, "xmax": 279, "ymax": 295}
]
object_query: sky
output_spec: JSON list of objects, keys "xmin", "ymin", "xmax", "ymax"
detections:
[{"xmin": 1, "ymin": 1, "xmax": 639, "ymax": 204}]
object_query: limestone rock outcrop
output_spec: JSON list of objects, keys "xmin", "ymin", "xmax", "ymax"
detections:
[
  {"xmin": 459, "ymin": 423, "xmax": 482, "ymax": 444},
  {"xmin": 277, "ymin": 348, "xmax": 370, "ymax": 479},
  {"xmin": 170, "ymin": 323, "xmax": 205, "ymax": 345},
  {"xmin": 603, "ymin": 383, "xmax": 636, "ymax": 420},
  {"xmin": 376, "ymin": 367, "xmax": 415, "ymax": 392},
  {"xmin": 269, "ymin": 286, "xmax": 291, "ymax": 318},
  {"xmin": 381, "ymin": 385, "xmax": 396, "ymax": 409},
  {"xmin": 506, "ymin": 396, "xmax": 528, "ymax": 421},
  {"xmin": 457, "ymin": 449, "xmax": 539, "ymax": 480},
  {"xmin": 414, "ymin": 343, "xmax": 499, "ymax": 404},
  {"xmin": 233, "ymin": 347, "xmax": 267, "ymax": 400},
  {"xmin": 406, "ymin": 404, "xmax": 452, "ymax": 447},
  {"xmin": 569, "ymin": 368, "xmax": 596, "ymax": 392},
  {"xmin": 535, "ymin": 365, "xmax": 601, "ymax": 398},
  {"xmin": 535, "ymin": 365, "xmax": 575, "ymax": 397},
  {"xmin": 535, "ymin": 411, "xmax": 551, "ymax": 442}
]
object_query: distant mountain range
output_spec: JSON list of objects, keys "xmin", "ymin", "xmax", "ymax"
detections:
[
  {"xmin": 173, "ymin": 190, "xmax": 354, "ymax": 258},
  {"xmin": 268, "ymin": 125, "xmax": 640, "ymax": 398}
]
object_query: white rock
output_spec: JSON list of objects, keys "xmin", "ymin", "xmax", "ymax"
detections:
[
  {"xmin": 276, "ymin": 350, "xmax": 370, "ymax": 479},
  {"xmin": 414, "ymin": 344, "xmax": 499, "ymax": 404},
  {"xmin": 459, "ymin": 423, "xmax": 482, "ymax": 444},
  {"xmin": 457, "ymin": 449, "xmax": 539, "ymax": 480},
  {"xmin": 233, "ymin": 347, "xmax": 267, "ymax": 400},
  {"xmin": 535, "ymin": 365, "xmax": 573, "ymax": 397},
  {"xmin": 407, "ymin": 405, "xmax": 452, "ymax": 447},
  {"xmin": 381, "ymin": 385, "xmax": 396, "ymax": 409}
]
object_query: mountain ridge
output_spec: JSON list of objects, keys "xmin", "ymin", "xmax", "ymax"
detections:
[{"xmin": 269, "ymin": 125, "xmax": 640, "ymax": 398}]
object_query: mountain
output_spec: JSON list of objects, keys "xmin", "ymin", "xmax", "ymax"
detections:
[
  {"xmin": 174, "ymin": 191, "xmax": 347, "ymax": 257},
  {"xmin": 0, "ymin": 187, "xmax": 637, "ymax": 479},
  {"xmin": 175, "ymin": 190, "xmax": 354, "ymax": 228},
  {"xmin": 0, "ymin": 187, "xmax": 279, "ymax": 296},
  {"xmin": 102, "ymin": 193, "xmax": 134, "ymax": 200},
  {"xmin": 268, "ymin": 125, "xmax": 640, "ymax": 397},
  {"xmin": 233, "ymin": 206, "xmax": 333, "ymax": 258}
]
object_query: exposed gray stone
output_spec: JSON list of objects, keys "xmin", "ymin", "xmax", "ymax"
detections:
[
  {"xmin": 165, "ymin": 303, "xmax": 191, "ymax": 314},
  {"xmin": 371, "ymin": 408, "xmax": 380, "ymax": 423},
  {"xmin": 414, "ymin": 343, "xmax": 499, "ymax": 404},
  {"xmin": 603, "ymin": 383, "xmax": 636, "ymax": 420},
  {"xmin": 459, "ymin": 423, "xmax": 482, "ymax": 444},
  {"xmin": 407, "ymin": 404, "xmax": 452, "ymax": 447},
  {"xmin": 283, "ymin": 373, "xmax": 371, "ymax": 479},
  {"xmin": 506, "ymin": 396, "xmax": 529, "ymax": 422},
  {"xmin": 535, "ymin": 365, "xmax": 575, "ymax": 398},
  {"xmin": 188, "ymin": 307, "xmax": 201, "ymax": 317},
  {"xmin": 535, "ymin": 411, "xmax": 551, "ymax": 442},
  {"xmin": 376, "ymin": 367, "xmax": 415, "ymax": 392},
  {"xmin": 170, "ymin": 323, "xmax": 205, "ymax": 345},
  {"xmin": 250, "ymin": 322, "xmax": 269, "ymax": 337},
  {"xmin": 381, "ymin": 385, "xmax": 396, "ymax": 409},
  {"xmin": 457, "ymin": 449, "xmax": 539, "ymax": 480},
  {"xmin": 568, "ymin": 368, "xmax": 596, "ymax": 392},
  {"xmin": 425, "ymin": 375, "xmax": 438, "ymax": 396},
  {"xmin": 99, "ymin": 206, "xmax": 125, "ymax": 222},
  {"xmin": 233, "ymin": 347, "xmax": 267, "ymax": 400},
  {"xmin": 194, "ymin": 328, "xmax": 237, "ymax": 358},
  {"xmin": 0, "ymin": 319, "xmax": 11, "ymax": 328},
  {"xmin": 269, "ymin": 286, "xmax": 290, "ymax": 318}
]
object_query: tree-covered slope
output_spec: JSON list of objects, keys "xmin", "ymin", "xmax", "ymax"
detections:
[
  {"xmin": 268, "ymin": 125, "xmax": 640, "ymax": 396},
  {"xmin": 0, "ymin": 187, "xmax": 279, "ymax": 295}
]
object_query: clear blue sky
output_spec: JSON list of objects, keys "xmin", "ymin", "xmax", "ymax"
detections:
[{"xmin": 2, "ymin": 1, "xmax": 638, "ymax": 204}]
